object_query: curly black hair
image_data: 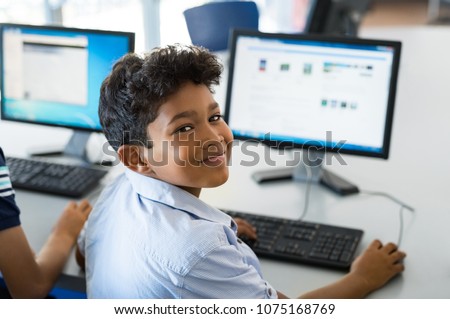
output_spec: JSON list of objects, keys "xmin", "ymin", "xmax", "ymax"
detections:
[{"xmin": 99, "ymin": 44, "xmax": 223, "ymax": 151}]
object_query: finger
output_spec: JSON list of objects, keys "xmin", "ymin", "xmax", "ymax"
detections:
[
  {"xmin": 238, "ymin": 224, "xmax": 257, "ymax": 239},
  {"xmin": 381, "ymin": 242, "xmax": 398, "ymax": 254},
  {"xmin": 241, "ymin": 221, "xmax": 256, "ymax": 232},
  {"xmin": 78, "ymin": 199, "xmax": 92, "ymax": 212},
  {"xmin": 391, "ymin": 262, "xmax": 405, "ymax": 273},
  {"xmin": 234, "ymin": 218, "xmax": 256, "ymax": 231},
  {"xmin": 240, "ymin": 225, "xmax": 257, "ymax": 238},
  {"xmin": 65, "ymin": 201, "xmax": 77, "ymax": 210},
  {"xmin": 368, "ymin": 239, "xmax": 383, "ymax": 250},
  {"xmin": 390, "ymin": 250, "xmax": 406, "ymax": 263}
]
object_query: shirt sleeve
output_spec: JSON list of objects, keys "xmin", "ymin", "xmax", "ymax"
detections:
[
  {"xmin": 0, "ymin": 147, "xmax": 21, "ymax": 231},
  {"xmin": 181, "ymin": 243, "xmax": 278, "ymax": 299}
]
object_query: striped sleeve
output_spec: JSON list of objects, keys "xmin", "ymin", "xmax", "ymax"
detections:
[{"xmin": 0, "ymin": 147, "xmax": 21, "ymax": 231}]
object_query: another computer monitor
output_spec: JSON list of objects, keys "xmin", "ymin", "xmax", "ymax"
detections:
[
  {"xmin": 224, "ymin": 29, "xmax": 401, "ymax": 194},
  {"xmin": 304, "ymin": 0, "xmax": 373, "ymax": 36},
  {"xmin": 304, "ymin": 0, "xmax": 333, "ymax": 34},
  {"xmin": 0, "ymin": 23, "xmax": 135, "ymax": 161}
]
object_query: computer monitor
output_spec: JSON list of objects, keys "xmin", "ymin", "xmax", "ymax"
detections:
[
  {"xmin": 304, "ymin": 0, "xmax": 333, "ymax": 34},
  {"xmin": 224, "ymin": 29, "xmax": 401, "ymax": 194},
  {"xmin": 0, "ymin": 23, "xmax": 135, "ymax": 162},
  {"xmin": 304, "ymin": 0, "xmax": 373, "ymax": 36}
]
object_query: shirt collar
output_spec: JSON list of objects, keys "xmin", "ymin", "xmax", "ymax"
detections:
[{"xmin": 125, "ymin": 169, "xmax": 235, "ymax": 229}]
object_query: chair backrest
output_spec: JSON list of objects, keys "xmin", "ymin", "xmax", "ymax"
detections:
[{"xmin": 183, "ymin": 1, "xmax": 259, "ymax": 52}]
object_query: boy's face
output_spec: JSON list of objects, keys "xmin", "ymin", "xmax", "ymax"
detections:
[{"xmin": 142, "ymin": 82, "xmax": 233, "ymax": 196}]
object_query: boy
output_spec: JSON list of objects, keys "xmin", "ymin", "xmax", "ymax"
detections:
[
  {"xmin": 77, "ymin": 45, "xmax": 406, "ymax": 298},
  {"xmin": 0, "ymin": 147, "xmax": 92, "ymax": 298}
]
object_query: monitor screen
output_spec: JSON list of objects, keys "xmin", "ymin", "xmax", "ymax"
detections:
[
  {"xmin": 0, "ymin": 23, "xmax": 135, "ymax": 132},
  {"xmin": 225, "ymin": 29, "xmax": 401, "ymax": 159}
]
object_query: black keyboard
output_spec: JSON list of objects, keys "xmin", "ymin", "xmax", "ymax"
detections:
[
  {"xmin": 225, "ymin": 210, "xmax": 364, "ymax": 270},
  {"xmin": 6, "ymin": 156, "xmax": 108, "ymax": 198}
]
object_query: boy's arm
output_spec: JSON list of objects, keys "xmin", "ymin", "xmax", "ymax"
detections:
[
  {"xmin": 277, "ymin": 240, "xmax": 405, "ymax": 299},
  {"xmin": 0, "ymin": 200, "xmax": 91, "ymax": 298},
  {"xmin": 0, "ymin": 226, "xmax": 44, "ymax": 297}
]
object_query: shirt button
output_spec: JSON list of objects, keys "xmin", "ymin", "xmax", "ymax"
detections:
[{"xmin": 237, "ymin": 238, "xmax": 243, "ymax": 244}]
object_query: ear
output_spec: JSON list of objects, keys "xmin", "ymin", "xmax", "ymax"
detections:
[{"xmin": 117, "ymin": 145, "xmax": 154, "ymax": 175}]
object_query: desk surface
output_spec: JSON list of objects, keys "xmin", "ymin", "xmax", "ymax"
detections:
[{"xmin": 1, "ymin": 26, "xmax": 450, "ymax": 298}]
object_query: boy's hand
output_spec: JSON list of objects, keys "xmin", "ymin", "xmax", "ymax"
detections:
[
  {"xmin": 350, "ymin": 239, "xmax": 406, "ymax": 292},
  {"xmin": 53, "ymin": 199, "xmax": 92, "ymax": 240},
  {"xmin": 234, "ymin": 217, "xmax": 257, "ymax": 240}
]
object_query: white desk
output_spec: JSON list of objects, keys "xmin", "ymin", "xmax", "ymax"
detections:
[{"xmin": 1, "ymin": 26, "xmax": 449, "ymax": 298}]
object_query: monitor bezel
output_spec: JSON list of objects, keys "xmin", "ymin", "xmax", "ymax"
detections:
[
  {"xmin": 0, "ymin": 23, "xmax": 135, "ymax": 133},
  {"xmin": 224, "ymin": 29, "xmax": 401, "ymax": 159}
]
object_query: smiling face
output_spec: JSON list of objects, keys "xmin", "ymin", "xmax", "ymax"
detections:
[{"xmin": 136, "ymin": 81, "xmax": 233, "ymax": 197}]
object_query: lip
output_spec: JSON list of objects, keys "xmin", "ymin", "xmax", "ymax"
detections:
[{"xmin": 201, "ymin": 153, "xmax": 226, "ymax": 166}]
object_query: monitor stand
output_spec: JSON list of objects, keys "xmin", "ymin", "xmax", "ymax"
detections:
[
  {"xmin": 251, "ymin": 150, "xmax": 359, "ymax": 196},
  {"xmin": 28, "ymin": 131, "xmax": 93, "ymax": 164}
]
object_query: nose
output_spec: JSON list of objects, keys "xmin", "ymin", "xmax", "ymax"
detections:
[{"xmin": 200, "ymin": 125, "xmax": 224, "ymax": 153}]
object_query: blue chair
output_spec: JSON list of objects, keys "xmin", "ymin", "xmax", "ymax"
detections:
[{"xmin": 183, "ymin": 1, "xmax": 259, "ymax": 52}]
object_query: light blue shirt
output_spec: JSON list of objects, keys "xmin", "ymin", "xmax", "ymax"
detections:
[{"xmin": 78, "ymin": 169, "xmax": 277, "ymax": 299}]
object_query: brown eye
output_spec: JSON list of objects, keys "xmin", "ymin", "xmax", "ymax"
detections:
[
  {"xmin": 209, "ymin": 114, "xmax": 223, "ymax": 122},
  {"xmin": 176, "ymin": 125, "xmax": 193, "ymax": 133}
]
